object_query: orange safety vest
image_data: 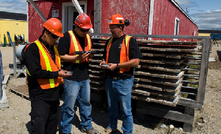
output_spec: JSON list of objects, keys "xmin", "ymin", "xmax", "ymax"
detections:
[
  {"xmin": 68, "ymin": 30, "xmax": 92, "ymax": 63},
  {"xmin": 26, "ymin": 40, "xmax": 63, "ymax": 89},
  {"xmin": 106, "ymin": 35, "xmax": 132, "ymax": 73}
]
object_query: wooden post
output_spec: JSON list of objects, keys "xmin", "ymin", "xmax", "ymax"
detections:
[
  {"xmin": 183, "ymin": 107, "xmax": 195, "ymax": 132},
  {"xmin": 197, "ymin": 38, "xmax": 211, "ymax": 105}
]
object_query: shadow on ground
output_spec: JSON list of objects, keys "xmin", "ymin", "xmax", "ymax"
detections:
[
  {"xmin": 217, "ymin": 51, "xmax": 221, "ymax": 61},
  {"xmin": 23, "ymin": 89, "xmax": 181, "ymax": 134}
]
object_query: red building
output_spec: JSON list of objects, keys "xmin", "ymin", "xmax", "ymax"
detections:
[{"xmin": 28, "ymin": 0, "xmax": 198, "ymax": 42}]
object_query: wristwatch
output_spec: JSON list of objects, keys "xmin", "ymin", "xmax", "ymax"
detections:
[{"xmin": 117, "ymin": 63, "xmax": 119, "ymax": 68}]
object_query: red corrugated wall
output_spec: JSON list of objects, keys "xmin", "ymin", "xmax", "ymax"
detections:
[
  {"xmin": 152, "ymin": 0, "xmax": 198, "ymax": 41},
  {"xmin": 28, "ymin": 1, "xmax": 52, "ymax": 42},
  {"xmin": 28, "ymin": 0, "xmax": 94, "ymax": 42},
  {"xmin": 28, "ymin": 0, "xmax": 198, "ymax": 42},
  {"xmin": 101, "ymin": 0, "xmax": 150, "ymax": 35}
]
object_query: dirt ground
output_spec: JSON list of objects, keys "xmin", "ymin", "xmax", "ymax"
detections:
[{"xmin": 0, "ymin": 45, "xmax": 221, "ymax": 134}]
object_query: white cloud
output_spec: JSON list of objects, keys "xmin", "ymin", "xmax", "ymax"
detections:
[
  {"xmin": 0, "ymin": 0, "xmax": 27, "ymax": 14},
  {"xmin": 176, "ymin": 0, "xmax": 193, "ymax": 5},
  {"xmin": 176, "ymin": 0, "xmax": 197, "ymax": 8},
  {"xmin": 18, "ymin": 0, "xmax": 27, "ymax": 4},
  {"xmin": 192, "ymin": 10, "xmax": 221, "ymax": 30},
  {"xmin": 176, "ymin": 0, "xmax": 221, "ymax": 30},
  {"xmin": 205, "ymin": 10, "xmax": 211, "ymax": 13},
  {"xmin": 0, "ymin": 2, "xmax": 14, "ymax": 7}
]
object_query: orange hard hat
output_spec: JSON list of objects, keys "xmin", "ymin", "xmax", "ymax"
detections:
[
  {"xmin": 74, "ymin": 13, "xmax": 93, "ymax": 29},
  {"xmin": 43, "ymin": 18, "xmax": 64, "ymax": 37},
  {"xmin": 108, "ymin": 14, "xmax": 125, "ymax": 25}
]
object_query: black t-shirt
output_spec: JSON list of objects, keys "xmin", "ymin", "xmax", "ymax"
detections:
[
  {"xmin": 58, "ymin": 30, "xmax": 93, "ymax": 81},
  {"xmin": 103, "ymin": 34, "xmax": 143, "ymax": 78},
  {"xmin": 24, "ymin": 36, "xmax": 61, "ymax": 101}
]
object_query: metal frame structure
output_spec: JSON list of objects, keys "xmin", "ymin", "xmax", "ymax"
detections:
[
  {"xmin": 89, "ymin": 33, "xmax": 211, "ymax": 132},
  {"xmin": 90, "ymin": 33, "xmax": 211, "ymax": 108}
]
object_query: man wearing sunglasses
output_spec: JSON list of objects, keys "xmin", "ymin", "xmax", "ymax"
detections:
[
  {"xmin": 100, "ymin": 14, "xmax": 143, "ymax": 134},
  {"xmin": 23, "ymin": 18, "xmax": 72, "ymax": 134},
  {"xmin": 58, "ymin": 13, "xmax": 98, "ymax": 134}
]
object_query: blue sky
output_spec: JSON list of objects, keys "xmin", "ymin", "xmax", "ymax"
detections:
[
  {"xmin": 176, "ymin": 0, "xmax": 221, "ymax": 30},
  {"xmin": 0, "ymin": 0, "xmax": 27, "ymax": 14},
  {"xmin": 0, "ymin": 0, "xmax": 220, "ymax": 30}
]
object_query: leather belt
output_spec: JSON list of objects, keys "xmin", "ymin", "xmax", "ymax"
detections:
[{"xmin": 110, "ymin": 76, "xmax": 128, "ymax": 80}]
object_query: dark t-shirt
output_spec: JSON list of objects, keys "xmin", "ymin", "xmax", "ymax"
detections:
[
  {"xmin": 103, "ymin": 34, "xmax": 143, "ymax": 78},
  {"xmin": 24, "ymin": 37, "xmax": 61, "ymax": 101},
  {"xmin": 58, "ymin": 30, "xmax": 93, "ymax": 81}
]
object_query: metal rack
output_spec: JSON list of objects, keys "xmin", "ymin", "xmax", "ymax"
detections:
[{"xmin": 89, "ymin": 33, "xmax": 211, "ymax": 132}]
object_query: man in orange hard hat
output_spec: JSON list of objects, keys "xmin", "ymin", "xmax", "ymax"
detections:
[
  {"xmin": 100, "ymin": 14, "xmax": 143, "ymax": 134},
  {"xmin": 58, "ymin": 13, "xmax": 98, "ymax": 134},
  {"xmin": 23, "ymin": 18, "xmax": 72, "ymax": 134}
]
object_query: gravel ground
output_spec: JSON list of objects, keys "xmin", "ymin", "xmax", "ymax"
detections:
[{"xmin": 1, "ymin": 46, "xmax": 221, "ymax": 134}]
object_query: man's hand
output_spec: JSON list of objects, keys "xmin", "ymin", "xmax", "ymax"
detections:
[
  {"xmin": 107, "ymin": 63, "xmax": 117, "ymax": 71},
  {"xmin": 88, "ymin": 49, "xmax": 95, "ymax": 59},
  {"xmin": 99, "ymin": 60, "xmax": 107, "ymax": 69},
  {"xmin": 58, "ymin": 70, "xmax": 72, "ymax": 77},
  {"xmin": 76, "ymin": 51, "xmax": 90, "ymax": 61}
]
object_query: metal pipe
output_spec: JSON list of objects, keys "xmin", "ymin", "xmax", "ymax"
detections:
[
  {"xmin": 7, "ymin": 31, "xmax": 17, "ymax": 77},
  {"xmin": 27, "ymin": 0, "xmax": 47, "ymax": 22},
  {"xmin": 89, "ymin": 33, "xmax": 211, "ymax": 39},
  {"xmin": 148, "ymin": 0, "xmax": 154, "ymax": 40},
  {"xmin": 71, "ymin": 0, "xmax": 94, "ymax": 33}
]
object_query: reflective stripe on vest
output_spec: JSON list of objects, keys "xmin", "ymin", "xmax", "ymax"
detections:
[
  {"xmin": 106, "ymin": 35, "xmax": 132, "ymax": 73},
  {"xmin": 68, "ymin": 30, "xmax": 91, "ymax": 63},
  {"xmin": 27, "ymin": 40, "xmax": 63, "ymax": 89}
]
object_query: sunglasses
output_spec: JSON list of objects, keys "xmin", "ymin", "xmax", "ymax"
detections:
[
  {"xmin": 109, "ymin": 27, "xmax": 117, "ymax": 31},
  {"xmin": 47, "ymin": 30, "xmax": 59, "ymax": 39},
  {"xmin": 79, "ymin": 28, "xmax": 90, "ymax": 32},
  {"xmin": 50, "ymin": 33, "xmax": 59, "ymax": 39}
]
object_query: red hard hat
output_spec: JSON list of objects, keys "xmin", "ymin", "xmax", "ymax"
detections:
[
  {"xmin": 108, "ymin": 14, "xmax": 125, "ymax": 25},
  {"xmin": 74, "ymin": 13, "xmax": 93, "ymax": 29},
  {"xmin": 43, "ymin": 18, "xmax": 64, "ymax": 37}
]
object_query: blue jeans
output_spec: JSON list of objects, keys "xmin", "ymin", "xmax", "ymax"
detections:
[
  {"xmin": 105, "ymin": 77, "xmax": 134, "ymax": 134},
  {"xmin": 61, "ymin": 79, "xmax": 92, "ymax": 133}
]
